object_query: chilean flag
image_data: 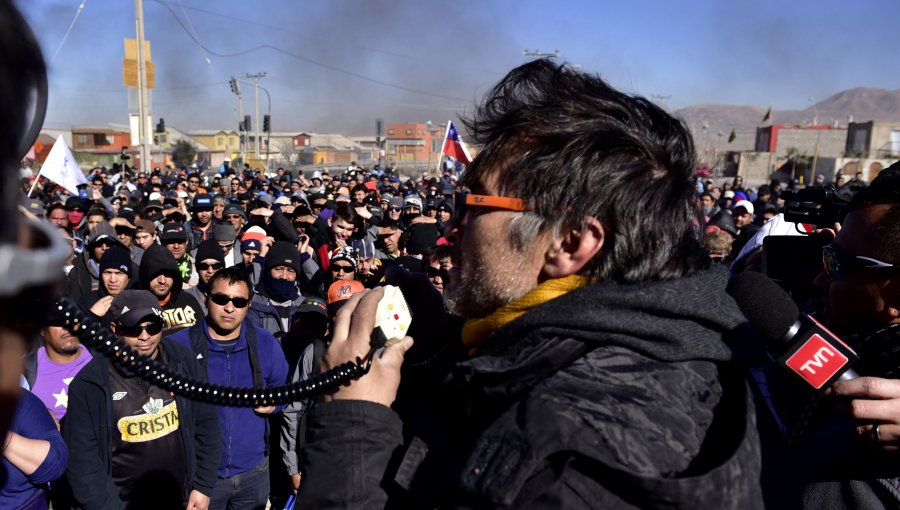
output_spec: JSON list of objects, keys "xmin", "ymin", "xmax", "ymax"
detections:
[{"xmin": 441, "ymin": 121, "xmax": 473, "ymax": 166}]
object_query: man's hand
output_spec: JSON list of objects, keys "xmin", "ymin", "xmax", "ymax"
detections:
[
  {"xmin": 259, "ymin": 236, "xmax": 275, "ymax": 257},
  {"xmin": 253, "ymin": 405, "xmax": 277, "ymax": 415},
  {"xmin": 409, "ymin": 215, "xmax": 437, "ymax": 225},
  {"xmin": 89, "ymin": 295, "xmax": 114, "ymax": 317},
  {"xmin": 317, "ymin": 288, "xmax": 413, "ymax": 407},
  {"xmin": 354, "ymin": 206, "xmax": 373, "ymax": 220},
  {"xmin": 291, "ymin": 472, "xmax": 302, "ymax": 493},
  {"xmin": 830, "ymin": 377, "xmax": 900, "ymax": 451},
  {"xmin": 185, "ymin": 489, "xmax": 210, "ymax": 510}
]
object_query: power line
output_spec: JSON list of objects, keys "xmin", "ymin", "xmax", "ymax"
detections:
[{"xmin": 151, "ymin": 0, "xmax": 462, "ymax": 102}]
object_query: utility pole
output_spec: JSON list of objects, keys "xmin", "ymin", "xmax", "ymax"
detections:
[
  {"xmin": 244, "ymin": 72, "xmax": 267, "ymax": 161},
  {"xmin": 135, "ymin": 0, "xmax": 151, "ymax": 173}
]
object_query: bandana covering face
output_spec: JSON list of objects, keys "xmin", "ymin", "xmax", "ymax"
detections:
[
  {"xmin": 261, "ymin": 272, "xmax": 299, "ymax": 302},
  {"xmin": 67, "ymin": 210, "xmax": 85, "ymax": 226}
]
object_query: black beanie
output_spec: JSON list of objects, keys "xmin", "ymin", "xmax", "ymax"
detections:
[
  {"xmin": 195, "ymin": 239, "xmax": 225, "ymax": 265},
  {"xmin": 264, "ymin": 241, "xmax": 301, "ymax": 273},
  {"xmin": 99, "ymin": 246, "xmax": 132, "ymax": 278}
]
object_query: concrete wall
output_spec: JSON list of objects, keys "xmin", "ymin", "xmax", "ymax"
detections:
[{"xmin": 775, "ymin": 128, "xmax": 846, "ymax": 158}]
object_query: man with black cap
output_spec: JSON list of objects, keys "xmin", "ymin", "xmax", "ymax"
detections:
[
  {"xmin": 188, "ymin": 193, "xmax": 215, "ymax": 251},
  {"xmin": 138, "ymin": 243, "xmax": 204, "ymax": 334},
  {"xmin": 65, "ymin": 220, "xmax": 125, "ymax": 303},
  {"xmin": 184, "ymin": 239, "xmax": 226, "ymax": 316},
  {"xmin": 247, "ymin": 241, "xmax": 307, "ymax": 341},
  {"xmin": 222, "ymin": 203, "xmax": 246, "ymax": 237},
  {"xmin": 64, "ymin": 290, "xmax": 221, "ymax": 510},
  {"xmin": 160, "ymin": 222, "xmax": 197, "ymax": 288},
  {"xmin": 80, "ymin": 245, "xmax": 133, "ymax": 325}
]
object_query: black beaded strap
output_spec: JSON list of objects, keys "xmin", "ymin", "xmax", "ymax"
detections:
[{"xmin": 56, "ymin": 296, "xmax": 371, "ymax": 407}]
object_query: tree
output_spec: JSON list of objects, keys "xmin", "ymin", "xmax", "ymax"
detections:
[{"xmin": 172, "ymin": 139, "xmax": 197, "ymax": 168}]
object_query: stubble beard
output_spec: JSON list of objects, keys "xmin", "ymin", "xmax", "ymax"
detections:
[{"xmin": 444, "ymin": 251, "xmax": 531, "ymax": 320}]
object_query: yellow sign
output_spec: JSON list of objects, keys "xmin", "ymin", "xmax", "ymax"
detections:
[
  {"xmin": 117, "ymin": 400, "xmax": 179, "ymax": 443},
  {"xmin": 123, "ymin": 38, "xmax": 155, "ymax": 89}
]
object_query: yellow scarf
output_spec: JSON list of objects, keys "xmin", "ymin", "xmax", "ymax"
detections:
[{"xmin": 461, "ymin": 274, "xmax": 589, "ymax": 357}]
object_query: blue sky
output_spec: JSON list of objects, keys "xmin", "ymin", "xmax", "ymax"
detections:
[{"xmin": 19, "ymin": 0, "xmax": 900, "ymax": 134}]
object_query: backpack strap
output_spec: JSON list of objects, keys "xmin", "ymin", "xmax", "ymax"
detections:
[
  {"xmin": 244, "ymin": 324, "xmax": 264, "ymax": 389},
  {"xmin": 243, "ymin": 324, "xmax": 270, "ymax": 456}
]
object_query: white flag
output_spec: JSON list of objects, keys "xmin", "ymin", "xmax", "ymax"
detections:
[{"xmin": 39, "ymin": 135, "xmax": 87, "ymax": 195}]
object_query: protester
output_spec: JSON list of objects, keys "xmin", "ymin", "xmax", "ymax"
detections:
[
  {"xmin": 63, "ymin": 290, "xmax": 221, "ymax": 510},
  {"xmin": 65, "ymin": 221, "xmax": 124, "ymax": 303},
  {"xmin": 247, "ymin": 241, "xmax": 307, "ymax": 341},
  {"xmin": 169, "ymin": 268, "xmax": 289, "ymax": 510},
  {"xmin": 138, "ymin": 244, "xmax": 203, "ymax": 333},
  {"xmin": 300, "ymin": 60, "xmax": 763, "ymax": 508},
  {"xmin": 184, "ymin": 239, "xmax": 226, "ymax": 316},
  {"xmin": 0, "ymin": 390, "xmax": 68, "ymax": 510},
  {"xmin": 80, "ymin": 245, "xmax": 133, "ymax": 324}
]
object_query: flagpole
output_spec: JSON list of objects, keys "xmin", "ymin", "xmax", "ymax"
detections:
[
  {"xmin": 436, "ymin": 121, "xmax": 452, "ymax": 175},
  {"xmin": 27, "ymin": 166, "xmax": 44, "ymax": 197}
]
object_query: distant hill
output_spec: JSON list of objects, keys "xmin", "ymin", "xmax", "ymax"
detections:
[{"xmin": 673, "ymin": 87, "xmax": 900, "ymax": 152}]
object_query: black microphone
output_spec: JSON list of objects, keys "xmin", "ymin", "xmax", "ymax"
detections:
[{"xmin": 727, "ymin": 271, "xmax": 859, "ymax": 390}]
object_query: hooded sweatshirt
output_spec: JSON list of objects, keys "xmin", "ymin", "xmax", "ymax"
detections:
[
  {"xmin": 65, "ymin": 221, "xmax": 125, "ymax": 303},
  {"xmin": 139, "ymin": 244, "xmax": 204, "ymax": 334}
]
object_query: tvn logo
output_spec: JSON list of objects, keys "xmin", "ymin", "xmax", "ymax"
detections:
[{"xmin": 785, "ymin": 334, "xmax": 850, "ymax": 389}]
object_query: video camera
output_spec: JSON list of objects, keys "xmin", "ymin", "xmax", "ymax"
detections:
[
  {"xmin": 763, "ymin": 185, "xmax": 851, "ymax": 303},
  {"xmin": 781, "ymin": 185, "xmax": 850, "ymax": 228}
]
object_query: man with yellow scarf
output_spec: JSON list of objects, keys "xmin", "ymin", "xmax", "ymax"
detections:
[{"xmin": 299, "ymin": 59, "xmax": 764, "ymax": 509}]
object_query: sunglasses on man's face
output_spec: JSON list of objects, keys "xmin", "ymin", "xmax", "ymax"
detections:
[
  {"xmin": 454, "ymin": 191, "xmax": 529, "ymax": 222},
  {"xmin": 822, "ymin": 243, "xmax": 900, "ymax": 280},
  {"xmin": 197, "ymin": 262, "xmax": 223, "ymax": 271},
  {"xmin": 209, "ymin": 293, "xmax": 250, "ymax": 308},
  {"xmin": 116, "ymin": 320, "xmax": 164, "ymax": 337},
  {"xmin": 331, "ymin": 264, "xmax": 355, "ymax": 274}
]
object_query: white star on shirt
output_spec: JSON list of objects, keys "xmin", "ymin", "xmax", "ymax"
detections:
[{"xmin": 52, "ymin": 377, "xmax": 75, "ymax": 409}]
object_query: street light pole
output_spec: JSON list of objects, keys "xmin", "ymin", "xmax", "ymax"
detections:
[{"xmin": 244, "ymin": 72, "xmax": 267, "ymax": 162}]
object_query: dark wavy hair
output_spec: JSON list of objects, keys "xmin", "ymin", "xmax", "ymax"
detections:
[
  {"xmin": 461, "ymin": 59, "xmax": 707, "ymax": 283},
  {"xmin": 849, "ymin": 163, "xmax": 900, "ymax": 263}
]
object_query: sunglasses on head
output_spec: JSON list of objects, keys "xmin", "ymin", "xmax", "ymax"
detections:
[
  {"xmin": 331, "ymin": 264, "xmax": 355, "ymax": 274},
  {"xmin": 117, "ymin": 320, "xmax": 164, "ymax": 337},
  {"xmin": 822, "ymin": 243, "xmax": 899, "ymax": 280},
  {"xmin": 209, "ymin": 293, "xmax": 250, "ymax": 308},
  {"xmin": 197, "ymin": 262, "xmax": 223, "ymax": 271}
]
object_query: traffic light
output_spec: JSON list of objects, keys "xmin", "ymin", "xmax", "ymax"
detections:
[
  {"xmin": 263, "ymin": 114, "xmax": 270, "ymax": 133},
  {"xmin": 244, "ymin": 115, "xmax": 251, "ymax": 133},
  {"xmin": 229, "ymin": 76, "xmax": 240, "ymax": 95},
  {"xmin": 156, "ymin": 118, "xmax": 165, "ymax": 133}
]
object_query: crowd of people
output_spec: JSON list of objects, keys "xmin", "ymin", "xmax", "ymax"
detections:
[{"xmin": 1, "ymin": 58, "xmax": 899, "ymax": 510}]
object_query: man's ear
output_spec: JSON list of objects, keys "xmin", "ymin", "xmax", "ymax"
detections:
[
  {"xmin": 882, "ymin": 277, "xmax": 900, "ymax": 323},
  {"xmin": 542, "ymin": 216, "xmax": 604, "ymax": 279}
]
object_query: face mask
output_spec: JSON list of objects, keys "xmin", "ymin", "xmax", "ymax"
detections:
[
  {"xmin": 67, "ymin": 210, "xmax": 85, "ymax": 226},
  {"xmin": 261, "ymin": 273, "xmax": 298, "ymax": 302},
  {"xmin": 702, "ymin": 205, "xmax": 713, "ymax": 216}
]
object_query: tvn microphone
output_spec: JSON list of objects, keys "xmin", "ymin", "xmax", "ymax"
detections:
[{"xmin": 727, "ymin": 271, "xmax": 859, "ymax": 390}]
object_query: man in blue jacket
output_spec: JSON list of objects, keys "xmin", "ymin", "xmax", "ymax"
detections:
[
  {"xmin": 63, "ymin": 290, "xmax": 221, "ymax": 510},
  {"xmin": 170, "ymin": 267, "xmax": 289, "ymax": 510}
]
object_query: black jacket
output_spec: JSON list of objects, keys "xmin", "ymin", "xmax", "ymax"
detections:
[
  {"xmin": 300, "ymin": 267, "xmax": 764, "ymax": 508},
  {"xmin": 139, "ymin": 244, "xmax": 203, "ymax": 333},
  {"xmin": 62, "ymin": 339, "xmax": 221, "ymax": 510}
]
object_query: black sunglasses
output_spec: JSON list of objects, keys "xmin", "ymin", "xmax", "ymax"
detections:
[
  {"xmin": 331, "ymin": 264, "xmax": 355, "ymax": 274},
  {"xmin": 388, "ymin": 207, "xmax": 401, "ymax": 212},
  {"xmin": 197, "ymin": 262, "xmax": 223, "ymax": 271},
  {"xmin": 117, "ymin": 320, "xmax": 164, "ymax": 337},
  {"xmin": 209, "ymin": 293, "xmax": 250, "ymax": 308}
]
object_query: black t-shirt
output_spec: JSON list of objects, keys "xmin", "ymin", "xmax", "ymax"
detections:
[{"xmin": 108, "ymin": 345, "xmax": 187, "ymax": 506}]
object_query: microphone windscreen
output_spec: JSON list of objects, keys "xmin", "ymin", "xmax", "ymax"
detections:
[{"xmin": 727, "ymin": 271, "xmax": 800, "ymax": 342}]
